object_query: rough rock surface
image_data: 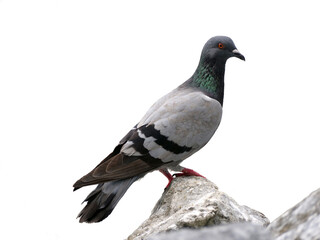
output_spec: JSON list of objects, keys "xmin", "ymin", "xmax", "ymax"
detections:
[
  {"xmin": 127, "ymin": 176, "xmax": 269, "ymax": 240},
  {"xmin": 268, "ymin": 188, "xmax": 320, "ymax": 240},
  {"xmin": 148, "ymin": 223, "xmax": 273, "ymax": 240}
]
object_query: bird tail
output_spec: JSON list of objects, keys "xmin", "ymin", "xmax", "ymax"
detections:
[{"xmin": 77, "ymin": 176, "xmax": 141, "ymax": 223}]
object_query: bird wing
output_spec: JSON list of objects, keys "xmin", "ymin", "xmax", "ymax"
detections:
[
  {"xmin": 73, "ymin": 125, "xmax": 165, "ymax": 190},
  {"xmin": 135, "ymin": 87, "xmax": 223, "ymax": 162},
  {"xmin": 73, "ymin": 87, "xmax": 222, "ymax": 190}
]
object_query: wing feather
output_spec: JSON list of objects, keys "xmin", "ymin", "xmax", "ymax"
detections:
[{"xmin": 73, "ymin": 125, "xmax": 167, "ymax": 190}]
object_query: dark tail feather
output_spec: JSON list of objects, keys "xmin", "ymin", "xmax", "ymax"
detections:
[{"xmin": 77, "ymin": 176, "xmax": 141, "ymax": 223}]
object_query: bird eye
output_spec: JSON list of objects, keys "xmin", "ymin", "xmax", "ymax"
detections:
[{"xmin": 218, "ymin": 43, "xmax": 224, "ymax": 49}]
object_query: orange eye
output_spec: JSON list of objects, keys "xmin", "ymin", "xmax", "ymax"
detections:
[{"xmin": 218, "ymin": 43, "xmax": 224, "ymax": 49}]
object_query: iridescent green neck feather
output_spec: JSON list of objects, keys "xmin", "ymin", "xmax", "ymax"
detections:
[{"xmin": 190, "ymin": 60, "xmax": 225, "ymax": 105}]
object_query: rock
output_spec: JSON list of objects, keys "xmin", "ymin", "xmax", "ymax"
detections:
[
  {"xmin": 127, "ymin": 176, "xmax": 269, "ymax": 240},
  {"xmin": 148, "ymin": 223, "xmax": 273, "ymax": 240},
  {"xmin": 268, "ymin": 188, "xmax": 320, "ymax": 240}
]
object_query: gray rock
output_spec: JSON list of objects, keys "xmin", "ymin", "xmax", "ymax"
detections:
[
  {"xmin": 128, "ymin": 176, "xmax": 269, "ymax": 240},
  {"xmin": 148, "ymin": 223, "xmax": 273, "ymax": 240},
  {"xmin": 268, "ymin": 188, "xmax": 320, "ymax": 240}
]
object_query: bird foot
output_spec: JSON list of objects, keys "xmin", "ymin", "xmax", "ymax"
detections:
[
  {"xmin": 160, "ymin": 168, "xmax": 206, "ymax": 189},
  {"xmin": 173, "ymin": 167, "xmax": 206, "ymax": 178}
]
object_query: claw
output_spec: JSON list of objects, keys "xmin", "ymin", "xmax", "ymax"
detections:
[{"xmin": 173, "ymin": 167, "xmax": 206, "ymax": 178}]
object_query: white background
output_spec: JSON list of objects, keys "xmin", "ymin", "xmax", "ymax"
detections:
[{"xmin": 1, "ymin": 0, "xmax": 319, "ymax": 239}]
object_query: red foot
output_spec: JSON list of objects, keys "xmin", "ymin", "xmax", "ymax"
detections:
[
  {"xmin": 173, "ymin": 167, "xmax": 206, "ymax": 178},
  {"xmin": 159, "ymin": 169, "xmax": 174, "ymax": 188},
  {"xmin": 160, "ymin": 168, "xmax": 206, "ymax": 189}
]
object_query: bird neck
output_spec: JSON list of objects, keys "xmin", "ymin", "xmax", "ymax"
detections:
[{"xmin": 190, "ymin": 59, "xmax": 225, "ymax": 105}]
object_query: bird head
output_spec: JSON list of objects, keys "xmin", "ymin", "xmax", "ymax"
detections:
[{"xmin": 201, "ymin": 36, "xmax": 245, "ymax": 63}]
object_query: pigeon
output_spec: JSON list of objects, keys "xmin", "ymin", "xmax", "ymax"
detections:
[{"xmin": 73, "ymin": 36, "xmax": 245, "ymax": 223}]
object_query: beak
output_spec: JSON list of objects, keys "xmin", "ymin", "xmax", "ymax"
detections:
[{"xmin": 232, "ymin": 49, "xmax": 245, "ymax": 61}]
